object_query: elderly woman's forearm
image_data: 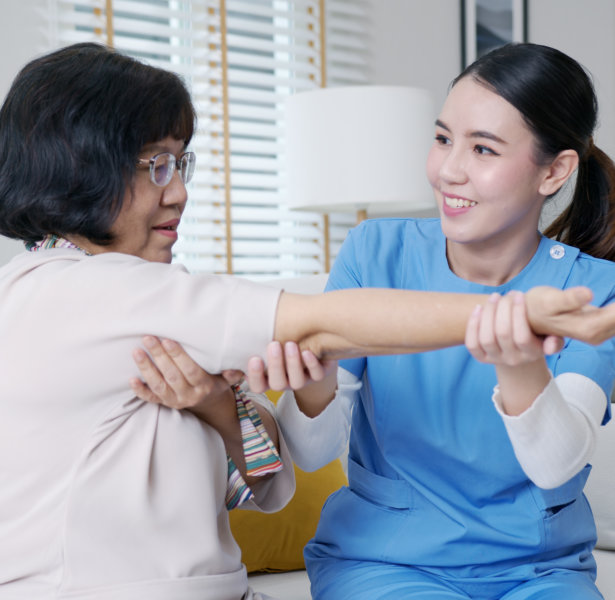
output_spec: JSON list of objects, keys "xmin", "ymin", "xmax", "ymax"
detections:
[{"xmin": 273, "ymin": 290, "xmax": 486, "ymax": 359}]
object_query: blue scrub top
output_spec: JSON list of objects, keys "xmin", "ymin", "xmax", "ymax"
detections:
[{"xmin": 312, "ymin": 218, "xmax": 615, "ymax": 580}]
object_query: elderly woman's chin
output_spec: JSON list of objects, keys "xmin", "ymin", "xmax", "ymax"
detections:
[{"xmin": 143, "ymin": 242, "xmax": 176, "ymax": 264}]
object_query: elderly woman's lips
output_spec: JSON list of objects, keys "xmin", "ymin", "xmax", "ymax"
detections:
[{"xmin": 152, "ymin": 219, "xmax": 180, "ymax": 238}]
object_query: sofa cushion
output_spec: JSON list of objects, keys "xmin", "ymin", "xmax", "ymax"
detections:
[
  {"xmin": 230, "ymin": 458, "xmax": 346, "ymax": 572},
  {"xmin": 229, "ymin": 389, "xmax": 347, "ymax": 573}
]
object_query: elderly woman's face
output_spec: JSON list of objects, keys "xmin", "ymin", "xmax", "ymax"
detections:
[{"xmin": 104, "ymin": 136, "xmax": 188, "ymax": 263}]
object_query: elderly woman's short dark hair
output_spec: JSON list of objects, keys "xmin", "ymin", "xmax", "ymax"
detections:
[{"xmin": 0, "ymin": 43, "xmax": 196, "ymax": 245}]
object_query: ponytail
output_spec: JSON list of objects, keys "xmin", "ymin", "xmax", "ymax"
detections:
[{"xmin": 543, "ymin": 143, "xmax": 615, "ymax": 261}]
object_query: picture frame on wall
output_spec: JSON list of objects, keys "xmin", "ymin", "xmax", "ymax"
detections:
[{"xmin": 461, "ymin": 0, "xmax": 528, "ymax": 68}]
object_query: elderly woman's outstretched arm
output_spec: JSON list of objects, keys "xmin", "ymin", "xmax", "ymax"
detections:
[{"xmin": 272, "ymin": 286, "xmax": 601, "ymax": 360}]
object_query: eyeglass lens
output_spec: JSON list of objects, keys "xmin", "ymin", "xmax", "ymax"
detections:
[{"xmin": 151, "ymin": 152, "xmax": 196, "ymax": 187}]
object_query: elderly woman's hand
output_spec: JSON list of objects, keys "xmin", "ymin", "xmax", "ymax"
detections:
[
  {"xmin": 525, "ymin": 285, "xmax": 612, "ymax": 345},
  {"xmin": 131, "ymin": 337, "xmax": 281, "ymax": 485},
  {"xmin": 130, "ymin": 336, "xmax": 242, "ymax": 422}
]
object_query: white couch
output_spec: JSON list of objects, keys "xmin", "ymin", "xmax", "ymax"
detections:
[{"xmin": 248, "ymin": 274, "xmax": 615, "ymax": 599}]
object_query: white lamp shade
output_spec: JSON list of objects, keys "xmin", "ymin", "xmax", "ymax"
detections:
[{"xmin": 285, "ymin": 85, "xmax": 436, "ymax": 214}]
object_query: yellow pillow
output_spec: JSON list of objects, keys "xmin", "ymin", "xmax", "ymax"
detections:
[{"xmin": 229, "ymin": 390, "xmax": 347, "ymax": 573}]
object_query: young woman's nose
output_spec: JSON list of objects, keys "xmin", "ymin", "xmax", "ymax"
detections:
[{"xmin": 439, "ymin": 146, "xmax": 468, "ymax": 184}]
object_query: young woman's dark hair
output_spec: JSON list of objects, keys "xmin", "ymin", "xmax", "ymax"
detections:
[
  {"xmin": 454, "ymin": 42, "xmax": 615, "ymax": 261},
  {"xmin": 0, "ymin": 43, "xmax": 196, "ymax": 245}
]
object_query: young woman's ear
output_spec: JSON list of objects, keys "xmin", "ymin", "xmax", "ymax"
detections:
[{"xmin": 538, "ymin": 149, "xmax": 579, "ymax": 197}]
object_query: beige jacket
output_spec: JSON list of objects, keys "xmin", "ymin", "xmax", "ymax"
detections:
[{"xmin": 0, "ymin": 249, "xmax": 294, "ymax": 600}]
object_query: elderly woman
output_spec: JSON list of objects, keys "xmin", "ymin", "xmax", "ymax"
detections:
[{"xmin": 0, "ymin": 43, "xmax": 610, "ymax": 600}]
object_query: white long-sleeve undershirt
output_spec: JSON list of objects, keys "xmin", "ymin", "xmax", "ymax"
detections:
[
  {"xmin": 276, "ymin": 367, "xmax": 607, "ymax": 488},
  {"xmin": 492, "ymin": 372, "xmax": 605, "ymax": 488}
]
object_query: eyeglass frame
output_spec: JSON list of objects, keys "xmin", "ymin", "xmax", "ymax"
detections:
[{"xmin": 135, "ymin": 151, "xmax": 196, "ymax": 187}]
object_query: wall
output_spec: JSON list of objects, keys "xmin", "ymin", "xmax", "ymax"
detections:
[
  {"xmin": 366, "ymin": 0, "xmax": 462, "ymax": 110},
  {"xmin": 0, "ymin": 2, "xmax": 49, "ymax": 102},
  {"xmin": 528, "ymin": 0, "xmax": 615, "ymax": 159},
  {"xmin": 0, "ymin": 2, "xmax": 50, "ymax": 265}
]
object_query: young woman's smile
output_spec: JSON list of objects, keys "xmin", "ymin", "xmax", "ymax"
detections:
[{"xmin": 441, "ymin": 193, "xmax": 477, "ymax": 216}]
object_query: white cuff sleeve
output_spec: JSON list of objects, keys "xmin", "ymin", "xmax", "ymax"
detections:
[
  {"xmin": 275, "ymin": 367, "xmax": 358, "ymax": 472},
  {"xmin": 492, "ymin": 372, "xmax": 606, "ymax": 489}
]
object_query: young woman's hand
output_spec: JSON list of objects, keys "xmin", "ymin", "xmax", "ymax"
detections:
[
  {"xmin": 246, "ymin": 340, "xmax": 337, "ymax": 394},
  {"xmin": 466, "ymin": 291, "xmax": 559, "ymax": 416},
  {"xmin": 466, "ymin": 291, "xmax": 564, "ymax": 365}
]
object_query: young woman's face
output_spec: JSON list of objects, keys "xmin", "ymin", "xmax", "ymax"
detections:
[
  {"xmin": 105, "ymin": 136, "xmax": 188, "ymax": 264},
  {"xmin": 426, "ymin": 77, "xmax": 550, "ymax": 250}
]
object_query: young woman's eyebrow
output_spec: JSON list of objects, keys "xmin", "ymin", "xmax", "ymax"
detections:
[
  {"xmin": 435, "ymin": 119, "xmax": 507, "ymax": 144},
  {"xmin": 468, "ymin": 130, "xmax": 507, "ymax": 144}
]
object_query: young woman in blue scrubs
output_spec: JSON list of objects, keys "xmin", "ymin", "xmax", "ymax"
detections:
[
  {"xmin": 253, "ymin": 43, "xmax": 615, "ymax": 600},
  {"xmin": 134, "ymin": 44, "xmax": 615, "ymax": 599}
]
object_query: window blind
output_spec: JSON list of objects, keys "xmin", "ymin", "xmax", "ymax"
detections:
[{"xmin": 49, "ymin": 0, "xmax": 368, "ymax": 278}]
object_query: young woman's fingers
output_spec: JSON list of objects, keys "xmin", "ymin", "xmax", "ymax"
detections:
[
  {"xmin": 465, "ymin": 303, "xmax": 487, "ymax": 361},
  {"xmin": 478, "ymin": 293, "xmax": 501, "ymax": 358},
  {"xmin": 245, "ymin": 343, "xmax": 337, "ymax": 392},
  {"xmin": 283, "ymin": 342, "xmax": 308, "ymax": 389},
  {"xmin": 263, "ymin": 341, "xmax": 290, "ymax": 391},
  {"xmin": 542, "ymin": 335, "xmax": 565, "ymax": 356},
  {"xmin": 493, "ymin": 293, "xmax": 516, "ymax": 356},
  {"xmin": 509, "ymin": 291, "xmax": 542, "ymax": 354},
  {"xmin": 246, "ymin": 356, "xmax": 268, "ymax": 393}
]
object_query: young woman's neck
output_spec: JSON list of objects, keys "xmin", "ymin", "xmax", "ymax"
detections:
[{"xmin": 446, "ymin": 229, "xmax": 542, "ymax": 287}]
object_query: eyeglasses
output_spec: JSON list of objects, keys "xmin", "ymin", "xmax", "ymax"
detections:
[{"xmin": 136, "ymin": 151, "xmax": 196, "ymax": 187}]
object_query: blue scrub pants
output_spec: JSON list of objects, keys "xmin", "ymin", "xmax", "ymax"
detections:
[{"xmin": 305, "ymin": 556, "xmax": 603, "ymax": 600}]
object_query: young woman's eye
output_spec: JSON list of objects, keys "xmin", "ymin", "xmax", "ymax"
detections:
[
  {"xmin": 474, "ymin": 144, "xmax": 499, "ymax": 156},
  {"xmin": 435, "ymin": 134, "xmax": 450, "ymax": 145}
]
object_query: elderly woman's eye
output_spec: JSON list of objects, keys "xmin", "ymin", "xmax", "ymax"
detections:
[{"xmin": 152, "ymin": 161, "xmax": 170, "ymax": 184}]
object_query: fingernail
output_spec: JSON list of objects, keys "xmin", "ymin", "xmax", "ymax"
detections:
[
  {"xmin": 285, "ymin": 341, "xmax": 298, "ymax": 356},
  {"xmin": 161, "ymin": 338, "xmax": 177, "ymax": 351},
  {"xmin": 247, "ymin": 356, "xmax": 261, "ymax": 371},
  {"xmin": 143, "ymin": 335, "xmax": 156, "ymax": 349},
  {"xmin": 301, "ymin": 350, "xmax": 316, "ymax": 365},
  {"xmin": 489, "ymin": 293, "xmax": 500, "ymax": 303},
  {"xmin": 472, "ymin": 304, "xmax": 482, "ymax": 316},
  {"xmin": 269, "ymin": 341, "xmax": 282, "ymax": 357}
]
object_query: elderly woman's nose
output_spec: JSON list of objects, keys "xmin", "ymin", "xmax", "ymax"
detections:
[{"xmin": 162, "ymin": 171, "xmax": 188, "ymax": 206}]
